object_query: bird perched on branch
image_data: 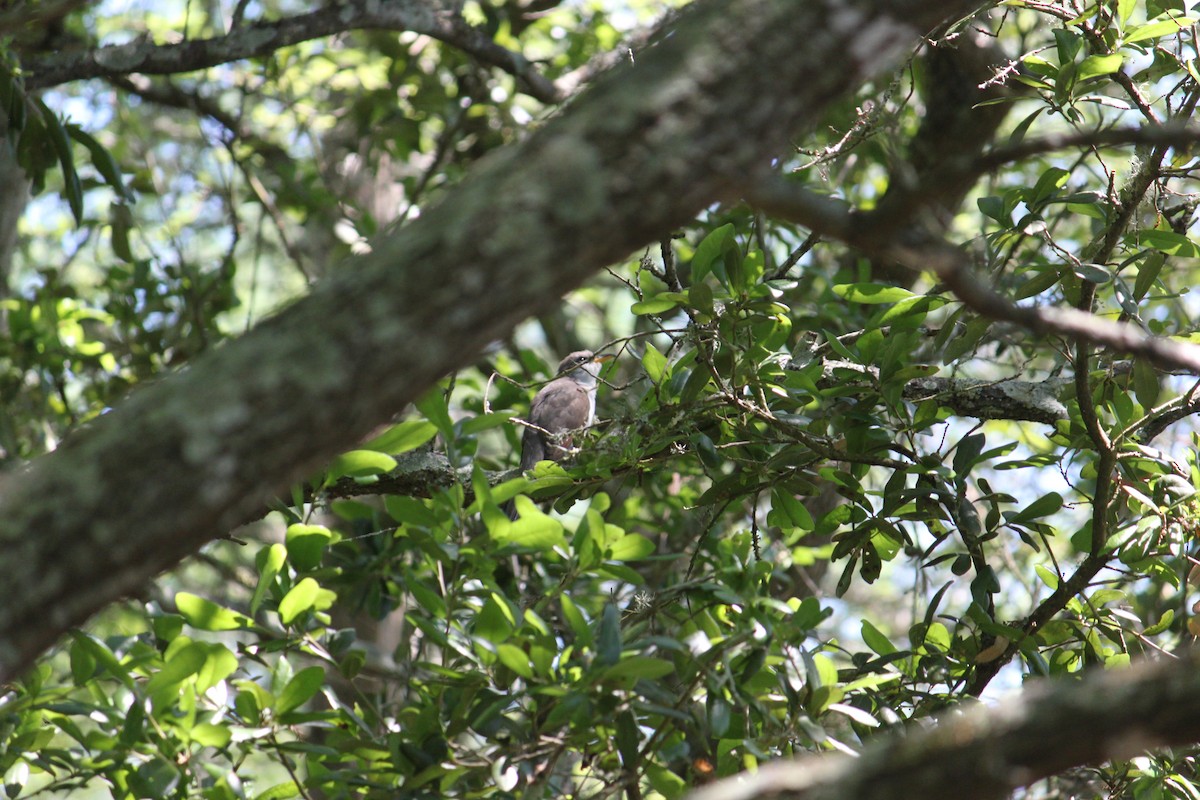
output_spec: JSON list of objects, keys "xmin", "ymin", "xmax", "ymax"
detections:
[{"xmin": 505, "ymin": 350, "xmax": 613, "ymax": 519}]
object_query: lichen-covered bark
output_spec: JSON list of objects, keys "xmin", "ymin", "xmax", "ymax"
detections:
[
  {"xmin": 0, "ymin": 0, "xmax": 983, "ymax": 678},
  {"xmin": 687, "ymin": 649, "xmax": 1200, "ymax": 800}
]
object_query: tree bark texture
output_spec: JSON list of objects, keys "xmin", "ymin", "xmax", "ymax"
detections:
[
  {"xmin": 687, "ymin": 649, "xmax": 1200, "ymax": 800},
  {"xmin": 0, "ymin": 0, "xmax": 982, "ymax": 679}
]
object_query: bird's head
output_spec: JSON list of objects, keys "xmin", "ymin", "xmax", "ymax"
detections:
[{"xmin": 556, "ymin": 350, "xmax": 614, "ymax": 385}]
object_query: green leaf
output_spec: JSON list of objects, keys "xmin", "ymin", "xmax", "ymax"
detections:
[
  {"xmin": 145, "ymin": 641, "xmax": 208, "ymax": 698},
  {"xmin": 110, "ymin": 202, "xmax": 135, "ymax": 262},
  {"xmin": 251, "ymin": 543, "xmax": 287, "ymax": 615},
  {"xmin": 361, "ymin": 420, "xmax": 437, "ymax": 454},
  {"xmin": 130, "ymin": 757, "xmax": 180, "ymax": 799},
  {"xmin": 496, "ymin": 644, "xmax": 534, "ymax": 678},
  {"xmin": 491, "ymin": 499, "xmax": 566, "ymax": 550},
  {"xmin": 1144, "ymin": 609, "xmax": 1175, "ymax": 636},
  {"xmin": 153, "ymin": 614, "xmax": 184, "ymax": 644},
  {"xmin": 69, "ymin": 636, "xmax": 96, "ymax": 685},
  {"xmin": 37, "ymin": 101, "xmax": 82, "ymax": 223},
  {"xmin": 1008, "ymin": 492, "xmax": 1063, "ymax": 525},
  {"xmin": 771, "ymin": 488, "xmax": 814, "ymax": 530},
  {"xmin": 326, "ymin": 449, "xmax": 397, "ymax": 480},
  {"xmin": 595, "ymin": 604, "xmax": 621, "ymax": 667},
  {"xmin": 196, "ymin": 643, "xmax": 238, "ymax": 692},
  {"xmin": 638, "ymin": 268, "xmax": 669, "ymax": 296},
  {"xmin": 615, "ymin": 709, "xmax": 639, "ymax": 766},
  {"xmin": 475, "ymin": 594, "xmax": 516, "ymax": 644},
  {"xmin": 278, "ymin": 578, "xmax": 320, "ymax": 624},
  {"xmin": 1014, "ymin": 266, "xmax": 1059, "ymax": 300},
  {"xmin": 285, "ymin": 524, "xmax": 332, "ymax": 572},
  {"xmin": 828, "ymin": 702, "xmax": 880, "ymax": 728},
  {"xmin": 1138, "ymin": 229, "xmax": 1200, "ymax": 257},
  {"xmin": 877, "ymin": 294, "xmax": 949, "ymax": 325},
  {"xmin": 190, "ymin": 723, "xmax": 232, "ymax": 748},
  {"xmin": 953, "ymin": 432, "xmax": 987, "ymax": 480},
  {"xmin": 832, "ymin": 283, "xmax": 916, "ymax": 304},
  {"xmin": 860, "ymin": 619, "xmax": 897, "ymax": 656},
  {"xmin": 460, "ymin": 411, "xmax": 516, "ymax": 435},
  {"xmin": 632, "ymin": 295, "xmax": 680, "ymax": 315},
  {"xmin": 978, "ymin": 195, "xmax": 1008, "ymax": 223},
  {"xmin": 642, "ymin": 344, "xmax": 668, "ymax": 383},
  {"xmin": 415, "ymin": 386, "xmax": 455, "ymax": 437},
  {"xmin": 691, "ymin": 223, "xmax": 736, "ymax": 285},
  {"xmin": 1124, "ymin": 15, "xmax": 1197, "ymax": 44},
  {"xmin": 561, "ymin": 594, "xmax": 591, "ymax": 645},
  {"xmin": 176, "ymin": 592, "xmax": 251, "ymax": 631},
  {"xmin": 921, "ymin": 621, "xmax": 951, "ymax": 652},
  {"xmin": 689, "ymin": 281, "xmax": 714, "ymax": 315},
  {"xmin": 252, "ymin": 782, "xmax": 302, "ymax": 800},
  {"xmin": 1072, "ymin": 263, "xmax": 1110, "ymax": 283},
  {"xmin": 1133, "ymin": 251, "xmax": 1165, "ymax": 300},
  {"xmin": 607, "ymin": 533, "xmax": 656, "ymax": 561},
  {"xmin": 601, "ymin": 656, "xmax": 675, "ymax": 681},
  {"xmin": 275, "ymin": 666, "xmax": 325, "ymax": 717},
  {"xmin": 69, "ymin": 632, "xmax": 132, "ymax": 689},
  {"xmin": 972, "ymin": 565, "xmax": 1002, "ymax": 599},
  {"xmin": 339, "ymin": 649, "xmax": 366, "ymax": 680},
  {"xmin": 1077, "ymin": 53, "xmax": 1122, "ymax": 81},
  {"xmin": 1035, "ymin": 564, "xmax": 1060, "ymax": 589},
  {"xmin": 384, "ymin": 495, "xmax": 439, "ymax": 527},
  {"xmin": 68, "ymin": 125, "xmax": 129, "ymax": 199},
  {"xmin": 1030, "ymin": 166, "xmax": 1069, "ymax": 205},
  {"xmin": 1133, "ymin": 357, "xmax": 1161, "ymax": 409},
  {"xmin": 647, "ymin": 764, "xmax": 687, "ymax": 800}
]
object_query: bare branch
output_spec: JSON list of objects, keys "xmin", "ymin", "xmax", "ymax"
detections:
[
  {"xmin": 806, "ymin": 359, "xmax": 1071, "ymax": 424},
  {"xmin": 868, "ymin": 123, "xmax": 1200, "ymax": 236},
  {"xmin": 977, "ymin": 123, "xmax": 1200, "ymax": 172},
  {"xmin": 743, "ymin": 177, "xmax": 1200, "ymax": 375},
  {"xmin": 897, "ymin": 235, "xmax": 1200, "ymax": 374},
  {"xmin": 21, "ymin": 0, "xmax": 563, "ymax": 103}
]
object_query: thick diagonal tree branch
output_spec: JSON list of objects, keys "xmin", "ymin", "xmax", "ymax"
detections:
[
  {"xmin": 21, "ymin": 0, "xmax": 562, "ymax": 102},
  {"xmin": 686, "ymin": 649, "xmax": 1200, "ymax": 800},
  {"xmin": 743, "ymin": 177, "xmax": 1200, "ymax": 374},
  {"xmin": 0, "ymin": 0, "xmax": 984, "ymax": 680}
]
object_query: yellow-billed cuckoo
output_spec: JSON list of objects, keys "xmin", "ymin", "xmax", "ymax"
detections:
[{"xmin": 505, "ymin": 350, "xmax": 612, "ymax": 519}]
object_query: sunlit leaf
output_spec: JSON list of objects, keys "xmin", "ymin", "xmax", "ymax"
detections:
[
  {"xmin": 860, "ymin": 619, "xmax": 897, "ymax": 656},
  {"xmin": 1124, "ymin": 15, "xmax": 1197, "ymax": 44},
  {"xmin": 362, "ymin": 420, "xmax": 438, "ymax": 454},
  {"xmin": 607, "ymin": 533, "xmax": 655, "ymax": 561},
  {"xmin": 176, "ymin": 592, "xmax": 251, "ymax": 632},
  {"xmin": 276, "ymin": 666, "xmax": 326, "ymax": 716},
  {"xmin": 1077, "ymin": 53, "xmax": 1123, "ymax": 80},
  {"xmin": 326, "ymin": 449, "xmax": 398, "ymax": 480},
  {"xmin": 642, "ymin": 343, "xmax": 668, "ymax": 383},
  {"xmin": 278, "ymin": 578, "xmax": 321, "ymax": 624},
  {"xmin": 832, "ymin": 283, "xmax": 916, "ymax": 304},
  {"xmin": 491, "ymin": 498, "xmax": 566, "ymax": 550}
]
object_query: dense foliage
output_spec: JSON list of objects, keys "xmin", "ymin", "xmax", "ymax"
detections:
[{"xmin": 4, "ymin": 0, "xmax": 1200, "ymax": 798}]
